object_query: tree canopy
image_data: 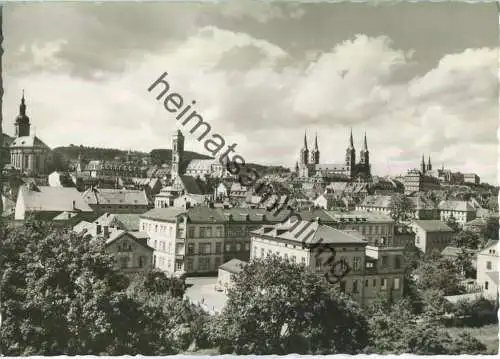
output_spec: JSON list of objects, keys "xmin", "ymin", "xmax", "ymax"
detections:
[{"xmin": 209, "ymin": 256, "xmax": 369, "ymax": 355}]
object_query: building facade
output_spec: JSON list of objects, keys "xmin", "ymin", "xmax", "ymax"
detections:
[
  {"xmin": 297, "ymin": 130, "xmax": 371, "ymax": 181},
  {"xmin": 438, "ymin": 200, "xmax": 477, "ymax": 227},
  {"xmin": 476, "ymin": 240, "xmax": 499, "ymax": 300},
  {"xmin": 410, "ymin": 220, "xmax": 454, "ymax": 255}
]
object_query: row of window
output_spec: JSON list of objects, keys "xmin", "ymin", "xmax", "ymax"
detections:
[
  {"xmin": 348, "ymin": 277, "xmax": 401, "ymax": 293},
  {"xmin": 186, "ymin": 242, "xmax": 250, "ymax": 255},
  {"xmin": 117, "ymin": 255, "xmax": 148, "ymax": 269}
]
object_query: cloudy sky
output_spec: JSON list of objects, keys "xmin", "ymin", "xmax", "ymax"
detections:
[{"xmin": 2, "ymin": 1, "xmax": 499, "ymax": 183}]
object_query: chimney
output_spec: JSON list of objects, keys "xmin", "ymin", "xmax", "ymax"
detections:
[{"xmin": 72, "ymin": 200, "xmax": 76, "ymax": 210}]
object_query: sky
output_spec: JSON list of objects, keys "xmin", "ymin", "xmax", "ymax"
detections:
[{"xmin": 2, "ymin": 1, "xmax": 499, "ymax": 184}]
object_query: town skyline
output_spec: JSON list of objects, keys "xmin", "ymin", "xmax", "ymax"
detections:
[{"xmin": 1, "ymin": 1, "xmax": 498, "ymax": 183}]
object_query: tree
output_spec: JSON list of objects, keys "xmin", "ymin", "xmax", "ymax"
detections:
[
  {"xmin": 482, "ymin": 216, "xmax": 499, "ymax": 242},
  {"xmin": 210, "ymin": 256, "xmax": 369, "ymax": 355},
  {"xmin": 128, "ymin": 269, "xmax": 186, "ymax": 298},
  {"xmin": 452, "ymin": 230, "xmax": 480, "ymax": 249},
  {"xmin": 446, "ymin": 216, "xmax": 460, "ymax": 233},
  {"xmin": 414, "ymin": 257, "xmax": 464, "ymax": 296},
  {"xmin": 390, "ymin": 195, "xmax": 416, "ymax": 224},
  {"xmin": 0, "ymin": 220, "xmax": 197, "ymax": 355}
]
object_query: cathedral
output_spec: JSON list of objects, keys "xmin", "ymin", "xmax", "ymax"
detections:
[
  {"xmin": 9, "ymin": 92, "xmax": 51, "ymax": 175},
  {"xmin": 296, "ymin": 130, "xmax": 371, "ymax": 181}
]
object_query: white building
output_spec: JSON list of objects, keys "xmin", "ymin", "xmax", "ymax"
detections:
[{"xmin": 476, "ymin": 240, "xmax": 499, "ymax": 300}]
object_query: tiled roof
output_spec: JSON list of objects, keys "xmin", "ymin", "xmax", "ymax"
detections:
[
  {"xmin": 412, "ymin": 220, "xmax": 453, "ymax": 232},
  {"xmin": 409, "ymin": 196, "xmax": 436, "ymax": 210},
  {"xmin": 105, "ymin": 230, "xmax": 152, "ymax": 248},
  {"xmin": 326, "ymin": 210, "xmax": 393, "ymax": 223},
  {"xmin": 219, "ymin": 258, "xmax": 247, "ymax": 274},
  {"xmin": 94, "ymin": 213, "xmax": 142, "ymax": 231},
  {"xmin": 82, "ymin": 188, "xmax": 149, "ymax": 206},
  {"xmin": 359, "ymin": 195, "xmax": 393, "ymax": 208},
  {"xmin": 20, "ymin": 185, "xmax": 93, "ymax": 213},
  {"xmin": 438, "ymin": 200, "xmax": 475, "ymax": 212},
  {"xmin": 441, "ymin": 246, "xmax": 477, "ymax": 257},
  {"xmin": 10, "ymin": 135, "xmax": 50, "ymax": 149},
  {"xmin": 140, "ymin": 207, "xmax": 186, "ymax": 221},
  {"xmin": 253, "ymin": 220, "xmax": 367, "ymax": 245}
]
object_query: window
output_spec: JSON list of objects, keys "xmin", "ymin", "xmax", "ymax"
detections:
[
  {"xmin": 291, "ymin": 255, "xmax": 296, "ymax": 263},
  {"xmin": 394, "ymin": 278, "xmax": 400, "ymax": 290},
  {"xmin": 154, "ymin": 240, "xmax": 157, "ymax": 249},
  {"xmin": 138, "ymin": 256, "xmax": 145, "ymax": 268},
  {"xmin": 244, "ymin": 243, "xmax": 250, "ymax": 251},
  {"xmin": 395, "ymin": 256, "xmax": 402, "ymax": 270},
  {"xmin": 365, "ymin": 279, "xmax": 369, "ymax": 287},
  {"xmin": 119, "ymin": 257, "xmax": 128, "ymax": 269},
  {"xmin": 284, "ymin": 253, "xmax": 288, "ymax": 261},
  {"xmin": 206, "ymin": 227, "xmax": 212, "ymax": 237},
  {"xmin": 176, "ymin": 261, "xmax": 183, "ymax": 271},
  {"xmin": 216, "ymin": 226, "xmax": 223, "ymax": 237},
  {"xmin": 485, "ymin": 281, "xmax": 489, "ymax": 290},
  {"xmin": 353, "ymin": 257, "xmax": 361, "ymax": 271},
  {"xmin": 199, "ymin": 227, "xmax": 206, "ymax": 237},
  {"xmin": 352, "ymin": 280, "xmax": 359, "ymax": 293},
  {"xmin": 301, "ymin": 257, "xmax": 306, "ymax": 265},
  {"xmin": 381, "ymin": 278, "xmax": 387, "ymax": 290},
  {"xmin": 214, "ymin": 257, "xmax": 221, "ymax": 268},
  {"xmin": 215, "ymin": 243, "xmax": 222, "ymax": 254},
  {"xmin": 226, "ymin": 244, "xmax": 231, "ymax": 252},
  {"xmin": 188, "ymin": 227, "xmax": 195, "ymax": 238},
  {"xmin": 187, "ymin": 243, "xmax": 195, "ymax": 255},
  {"xmin": 381, "ymin": 256, "xmax": 388, "ymax": 268},
  {"xmin": 373, "ymin": 279, "xmax": 377, "ymax": 287},
  {"xmin": 487, "ymin": 261, "xmax": 492, "ymax": 270},
  {"xmin": 252, "ymin": 246, "xmax": 257, "ymax": 258},
  {"xmin": 187, "ymin": 258, "xmax": 194, "ymax": 272},
  {"xmin": 161, "ymin": 242, "xmax": 166, "ymax": 251},
  {"xmin": 236, "ymin": 243, "xmax": 241, "ymax": 251},
  {"xmin": 200, "ymin": 243, "xmax": 211, "ymax": 255},
  {"xmin": 261, "ymin": 248, "xmax": 265, "ymax": 258},
  {"xmin": 199, "ymin": 257, "xmax": 211, "ymax": 271}
]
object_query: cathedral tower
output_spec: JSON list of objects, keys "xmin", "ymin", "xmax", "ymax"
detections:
[
  {"xmin": 15, "ymin": 90, "xmax": 30, "ymax": 137},
  {"xmin": 345, "ymin": 129, "xmax": 356, "ymax": 176},
  {"xmin": 300, "ymin": 131, "xmax": 309, "ymax": 165},
  {"xmin": 420, "ymin": 154, "xmax": 426, "ymax": 174},
  {"xmin": 310, "ymin": 132, "xmax": 320, "ymax": 164},
  {"xmin": 171, "ymin": 129, "xmax": 184, "ymax": 180},
  {"xmin": 359, "ymin": 132, "xmax": 369, "ymax": 166},
  {"xmin": 427, "ymin": 155, "xmax": 432, "ymax": 172}
]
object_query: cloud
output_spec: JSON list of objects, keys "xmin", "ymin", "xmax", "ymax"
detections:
[{"xmin": 3, "ymin": 5, "xmax": 498, "ymax": 184}]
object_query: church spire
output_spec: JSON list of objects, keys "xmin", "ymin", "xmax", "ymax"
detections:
[
  {"xmin": 348, "ymin": 128, "xmax": 354, "ymax": 149},
  {"xmin": 314, "ymin": 132, "xmax": 318, "ymax": 150},
  {"xmin": 362, "ymin": 132, "xmax": 368, "ymax": 151},
  {"xmin": 427, "ymin": 155, "xmax": 432, "ymax": 171},
  {"xmin": 303, "ymin": 130, "xmax": 308, "ymax": 150},
  {"xmin": 19, "ymin": 89, "xmax": 26, "ymax": 116},
  {"xmin": 421, "ymin": 154, "xmax": 426, "ymax": 174}
]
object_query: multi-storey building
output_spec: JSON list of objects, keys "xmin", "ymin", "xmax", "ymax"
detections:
[
  {"xmin": 438, "ymin": 200, "xmax": 476, "ymax": 227},
  {"xmin": 463, "ymin": 173, "xmax": 480, "ymax": 185},
  {"xmin": 82, "ymin": 187, "xmax": 152, "ymax": 214},
  {"xmin": 410, "ymin": 220, "xmax": 454, "ymax": 255},
  {"xmin": 476, "ymin": 240, "xmax": 499, "ymax": 300},
  {"xmin": 250, "ymin": 218, "xmax": 405, "ymax": 306}
]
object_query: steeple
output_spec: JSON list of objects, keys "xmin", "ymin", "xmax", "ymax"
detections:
[
  {"xmin": 300, "ymin": 131, "xmax": 309, "ymax": 166},
  {"xmin": 362, "ymin": 132, "xmax": 368, "ymax": 151},
  {"xmin": 427, "ymin": 155, "xmax": 432, "ymax": 171},
  {"xmin": 348, "ymin": 128, "xmax": 354, "ymax": 149},
  {"xmin": 310, "ymin": 132, "xmax": 320, "ymax": 164},
  {"xmin": 359, "ymin": 131, "xmax": 369, "ymax": 166},
  {"xmin": 420, "ymin": 154, "xmax": 426, "ymax": 174},
  {"xmin": 15, "ymin": 90, "xmax": 30, "ymax": 137}
]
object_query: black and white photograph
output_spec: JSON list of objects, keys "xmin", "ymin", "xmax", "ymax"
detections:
[{"xmin": 0, "ymin": 0, "xmax": 498, "ymax": 356}]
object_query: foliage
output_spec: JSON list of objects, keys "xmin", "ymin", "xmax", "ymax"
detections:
[
  {"xmin": 389, "ymin": 194, "xmax": 416, "ymax": 223},
  {"xmin": 0, "ymin": 220, "xmax": 203, "ymax": 355},
  {"xmin": 452, "ymin": 230, "xmax": 480, "ymax": 249},
  {"xmin": 149, "ymin": 148, "xmax": 211, "ymax": 166},
  {"xmin": 413, "ymin": 255, "xmax": 464, "ymax": 296},
  {"xmin": 366, "ymin": 298, "xmax": 488, "ymax": 355},
  {"xmin": 446, "ymin": 216, "xmax": 460, "ymax": 233},
  {"xmin": 128, "ymin": 269, "xmax": 186, "ymax": 298},
  {"xmin": 482, "ymin": 216, "xmax": 499, "ymax": 242},
  {"xmin": 209, "ymin": 256, "xmax": 369, "ymax": 355}
]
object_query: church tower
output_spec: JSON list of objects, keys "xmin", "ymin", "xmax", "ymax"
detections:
[
  {"xmin": 300, "ymin": 131, "xmax": 309, "ymax": 165},
  {"xmin": 171, "ymin": 129, "xmax": 184, "ymax": 180},
  {"xmin": 427, "ymin": 155, "xmax": 432, "ymax": 172},
  {"xmin": 310, "ymin": 132, "xmax": 320, "ymax": 164},
  {"xmin": 345, "ymin": 129, "xmax": 356, "ymax": 176},
  {"xmin": 359, "ymin": 132, "xmax": 369, "ymax": 166},
  {"xmin": 15, "ymin": 90, "xmax": 30, "ymax": 137},
  {"xmin": 420, "ymin": 154, "xmax": 426, "ymax": 174}
]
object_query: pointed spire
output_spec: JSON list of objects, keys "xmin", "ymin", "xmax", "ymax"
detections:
[
  {"xmin": 421, "ymin": 154, "xmax": 425, "ymax": 165},
  {"xmin": 19, "ymin": 89, "xmax": 26, "ymax": 116},
  {"xmin": 428, "ymin": 155, "xmax": 431, "ymax": 166},
  {"xmin": 349, "ymin": 128, "xmax": 354, "ymax": 149},
  {"xmin": 314, "ymin": 132, "xmax": 319, "ymax": 150},
  {"xmin": 362, "ymin": 132, "xmax": 368, "ymax": 151},
  {"xmin": 303, "ymin": 130, "xmax": 308, "ymax": 150}
]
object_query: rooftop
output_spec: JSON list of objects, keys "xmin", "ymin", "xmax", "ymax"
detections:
[{"xmin": 412, "ymin": 220, "xmax": 453, "ymax": 232}]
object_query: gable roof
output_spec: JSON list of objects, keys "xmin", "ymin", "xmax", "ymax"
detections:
[
  {"xmin": 359, "ymin": 195, "xmax": 394, "ymax": 208},
  {"xmin": 19, "ymin": 185, "xmax": 93, "ymax": 213},
  {"xmin": 412, "ymin": 220, "xmax": 453, "ymax": 232},
  {"xmin": 438, "ymin": 200, "xmax": 475, "ymax": 212},
  {"xmin": 82, "ymin": 188, "xmax": 150, "ymax": 206},
  {"xmin": 10, "ymin": 135, "xmax": 50, "ymax": 150},
  {"xmin": 219, "ymin": 258, "xmax": 247, "ymax": 274},
  {"xmin": 94, "ymin": 213, "xmax": 142, "ymax": 231},
  {"xmin": 140, "ymin": 207, "xmax": 186, "ymax": 222},
  {"xmin": 253, "ymin": 220, "xmax": 367, "ymax": 245},
  {"xmin": 105, "ymin": 230, "xmax": 152, "ymax": 250}
]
